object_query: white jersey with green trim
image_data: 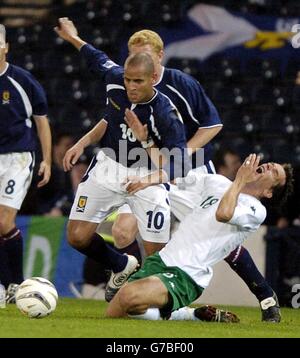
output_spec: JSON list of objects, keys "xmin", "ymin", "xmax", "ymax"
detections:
[{"xmin": 159, "ymin": 174, "xmax": 267, "ymax": 288}]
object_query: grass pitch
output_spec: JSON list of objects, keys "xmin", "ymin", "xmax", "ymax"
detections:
[{"xmin": 0, "ymin": 298, "xmax": 299, "ymax": 338}]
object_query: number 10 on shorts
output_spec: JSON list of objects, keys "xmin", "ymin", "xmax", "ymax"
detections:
[{"xmin": 146, "ymin": 210, "xmax": 164, "ymax": 230}]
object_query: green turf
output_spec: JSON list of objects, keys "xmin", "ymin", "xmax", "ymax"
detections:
[{"xmin": 0, "ymin": 298, "xmax": 299, "ymax": 338}]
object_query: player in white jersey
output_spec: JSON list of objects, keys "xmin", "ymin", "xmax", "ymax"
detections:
[{"xmin": 106, "ymin": 154, "xmax": 294, "ymax": 321}]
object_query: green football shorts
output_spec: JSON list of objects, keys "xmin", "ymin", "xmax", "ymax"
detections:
[{"xmin": 129, "ymin": 253, "xmax": 204, "ymax": 312}]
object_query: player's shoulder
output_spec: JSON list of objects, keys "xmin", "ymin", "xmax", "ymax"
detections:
[
  {"xmin": 238, "ymin": 192, "xmax": 267, "ymax": 222},
  {"xmin": 154, "ymin": 89, "xmax": 173, "ymax": 109},
  {"xmin": 207, "ymin": 173, "xmax": 232, "ymax": 187},
  {"xmin": 106, "ymin": 64, "xmax": 124, "ymax": 84},
  {"xmin": 190, "ymin": 173, "xmax": 231, "ymax": 193},
  {"xmin": 8, "ymin": 63, "xmax": 41, "ymax": 85},
  {"xmin": 164, "ymin": 66, "xmax": 200, "ymax": 87},
  {"xmin": 109, "ymin": 63, "xmax": 124, "ymax": 75},
  {"xmin": 154, "ymin": 91, "xmax": 179, "ymax": 120},
  {"xmin": 9, "ymin": 63, "xmax": 34, "ymax": 78}
]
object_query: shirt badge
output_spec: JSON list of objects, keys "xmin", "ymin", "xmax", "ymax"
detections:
[
  {"xmin": 76, "ymin": 196, "xmax": 88, "ymax": 212},
  {"xmin": 2, "ymin": 90, "xmax": 10, "ymax": 104}
]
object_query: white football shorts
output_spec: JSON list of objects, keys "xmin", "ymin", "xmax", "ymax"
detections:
[
  {"xmin": 116, "ymin": 160, "xmax": 216, "ymax": 222},
  {"xmin": 69, "ymin": 151, "xmax": 170, "ymax": 243},
  {"xmin": 0, "ymin": 152, "xmax": 35, "ymax": 210}
]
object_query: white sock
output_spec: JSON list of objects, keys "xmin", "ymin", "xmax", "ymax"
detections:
[
  {"xmin": 169, "ymin": 307, "xmax": 197, "ymax": 321},
  {"xmin": 129, "ymin": 308, "xmax": 162, "ymax": 320}
]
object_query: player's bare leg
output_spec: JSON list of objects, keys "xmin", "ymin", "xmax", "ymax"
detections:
[
  {"xmin": 142, "ymin": 241, "xmax": 165, "ymax": 256},
  {"xmin": 106, "ymin": 276, "xmax": 169, "ymax": 318},
  {"xmin": 112, "ymin": 213, "xmax": 138, "ymax": 249},
  {"xmin": 112, "ymin": 213, "xmax": 165, "ymax": 258},
  {"xmin": 67, "ymin": 219, "xmax": 98, "ymax": 248},
  {"xmin": 0, "ymin": 205, "xmax": 17, "ymax": 235},
  {"xmin": 112, "ymin": 213, "xmax": 141, "ymax": 263}
]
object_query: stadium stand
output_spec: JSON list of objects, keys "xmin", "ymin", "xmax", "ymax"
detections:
[
  {"xmin": 24, "ymin": 4, "xmax": 300, "ymax": 176},
  {"xmin": 3, "ymin": 0, "xmax": 297, "ymax": 194},
  {"xmin": 0, "ymin": 0, "xmax": 55, "ymax": 27}
]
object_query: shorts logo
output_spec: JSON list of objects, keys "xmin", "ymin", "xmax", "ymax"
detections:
[
  {"xmin": 76, "ymin": 196, "xmax": 88, "ymax": 212},
  {"xmin": 162, "ymin": 273, "xmax": 174, "ymax": 279},
  {"xmin": 2, "ymin": 91, "xmax": 10, "ymax": 104}
]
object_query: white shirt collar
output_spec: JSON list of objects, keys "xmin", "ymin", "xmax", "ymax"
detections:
[
  {"xmin": 154, "ymin": 66, "xmax": 165, "ymax": 86},
  {"xmin": 137, "ymin": 88, "xmax": 158, "ymax": 105}
]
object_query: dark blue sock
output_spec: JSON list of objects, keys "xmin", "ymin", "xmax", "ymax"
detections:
[
  {"xmin": 225, "ymin": 245, "xmax": 274, "ymax": 302},
  {"xmin": 115, "ymin": 239, "xmax": 142, "ymax": 265},
  {"xmin": 3, "ymin": 228, "xmax": 24, "ymax": 285},
  {"xmin": 0, "ymin": 241, "xmax": 12, "ymax": 288},
  {"xmin": 76, "ymin": 233, "xmax": 127, "ymax": 273}
]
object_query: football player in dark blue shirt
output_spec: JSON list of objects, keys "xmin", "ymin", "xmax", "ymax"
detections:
[
  {"xmin": 62, "ymin": 51, "xmax": 191, "ymax": 299},
  {"xmin": 55, "ymin": 18, "xmax": 222, "ymax": 256},
  {"xmin": 0, "ymin": 24, "xmax": 52, "ymax": 302},
  {"xmin": 55, "ymin": 19, "xmax": 281, "ymax": 320}
]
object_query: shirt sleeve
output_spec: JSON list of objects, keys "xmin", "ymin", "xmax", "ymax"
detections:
[
  {"xmin": 155, "ymin": 109, "xmax": 191, "ymax": 180},
  {"xmin": 176, "ymin": 72, "xmax": 222, "ymax": 128},
  {"xmin": 228, "ymin": 200, "xmax": 267, "ymax": 232},
  {"xmin": 28, "ymin": 74, "xmax": 48, "ymax": 116},
  {"xmin": 80, "ymin": 43, "xmax": 121, "ymax": 80}
]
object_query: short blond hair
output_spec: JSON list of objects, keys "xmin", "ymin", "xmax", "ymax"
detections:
[
  {"xmin": 128, "ymin": 30, "xmax": 164, "ymax": 54},
  {"xmin": 0, "ymin": 24, "xmax": 6, "ymax": 44}
]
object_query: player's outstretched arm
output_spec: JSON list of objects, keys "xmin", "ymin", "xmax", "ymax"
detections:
[
  {"xmin": 63, "ymin": 119, "xmax": 108, "ymax": 171},
  {"xmin": 187, "ymin": 126, "xmax": 222, "ymax": 156},
  {"xmin": 63, "ymin": 142, "xmax": 85, "ymax": 172},
  {"xmin": 54, "ymin": 17, "xmax": 86, "ymax": 50},
  {"xmin": 124, "ymin": 169, "xmax": 168, "ymax": 195},
  {"xmin": 55, "ymin": 17, "xmax": 120, "ymax": 78},
  {"xmin": 34, "ymin": 115, "xmax": 52, "ymax": 188}
]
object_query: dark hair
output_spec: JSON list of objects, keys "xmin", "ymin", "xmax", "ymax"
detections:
[{"xmin": 269, "ymin": 163, "xmax": 294, "ymax": 208}]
